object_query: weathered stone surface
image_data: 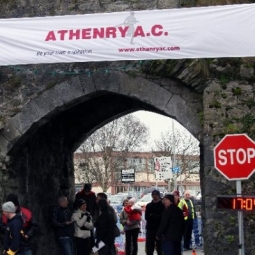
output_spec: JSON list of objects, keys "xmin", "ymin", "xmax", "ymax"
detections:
[
  {"xmin": 240, "ymin": 64, "xmax": 254, "ymax": 79},
  {"xmin": 158, "ymin": 0, "xmax": 179, "ymax": 8},
  {"xmin": 93, "ymin": 72, "xmax": 121, "ymax": 93}
]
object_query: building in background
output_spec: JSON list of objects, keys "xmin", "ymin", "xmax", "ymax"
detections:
[{"xmin": 74, "ymin": 151, "xmax": 200, "ymax": 194}]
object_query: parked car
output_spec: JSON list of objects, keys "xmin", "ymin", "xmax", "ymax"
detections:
[
  {"xmin": 109, "ymin": 194, "xmax": 127, "ymax": 213},
  {"xmin": 141, "ymin": 186, "xmax": 167, "ymax": 198},
  {"xmin": 135, "ymin": 194, "xmax": 152, "ymax": 208}
]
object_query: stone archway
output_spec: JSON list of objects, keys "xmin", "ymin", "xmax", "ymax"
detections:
[
  {"xmin": 0, "ymin": 71, "xmax": 202, "ymax": 255},
  {"xmin": 1, "ymin": 72, "xmax": 202, "ymax": 155}
]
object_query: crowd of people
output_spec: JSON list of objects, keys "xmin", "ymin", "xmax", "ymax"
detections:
[{"xmin": 0, "ymin": 184, "xmax": 201, "ymax": 255}]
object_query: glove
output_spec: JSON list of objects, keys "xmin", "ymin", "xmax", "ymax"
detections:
[
  {"xmin": 6, "ymin": 250, "xmax": 15, "ymax": 255},
  {"xmin": 86, "ymin": 215, "xmax": 91, "ymax": 222},
  {"xmin": 95, "ymin": 240, "xmax": 100, "ymax": 248}
]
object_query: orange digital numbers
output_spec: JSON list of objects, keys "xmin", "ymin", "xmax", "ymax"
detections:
[{"xmin": 218, "ymin": 196, "xmax": 255, "ymax": 210}]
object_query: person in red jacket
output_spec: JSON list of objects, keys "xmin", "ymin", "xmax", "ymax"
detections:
[{"xmin": 124, "ymin": 198, "xmax": 142, "ymax": 225}]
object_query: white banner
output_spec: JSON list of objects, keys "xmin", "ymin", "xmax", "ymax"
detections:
[{"xmin": 1, "ymin": 4, "xmax": 255, "ymax": 66}]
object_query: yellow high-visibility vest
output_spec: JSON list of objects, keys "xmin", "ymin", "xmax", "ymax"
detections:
[
  {"xmin": 180, "ymin": 198, "xmax": 195, "ymax": 219},
  {"xmin": 178, "ymin": 199, "xmax": 188, "ymax": 220}
]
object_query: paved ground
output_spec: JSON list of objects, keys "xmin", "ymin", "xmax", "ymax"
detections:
[{"xmin": 137, "ymin": 241, "xmax": 204, "ymax": 255}]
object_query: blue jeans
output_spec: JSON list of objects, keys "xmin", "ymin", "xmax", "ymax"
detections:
[
  {"xmin": 193, "ymin": 218, "xmax": 200, "ymax": 246},
  {"xmin": 18, "ymin": 250, "xmax": 32, "ymax": 255},
  {"xmin": 57, "ymin": 237, "xmax": 74, "ymax": 255},
  {"xmin": 162, "ymin": 240, "xmax": 182, "ymax": 255}
]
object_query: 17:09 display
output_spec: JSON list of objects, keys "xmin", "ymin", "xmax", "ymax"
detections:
[{"xmin": 217, "ymin": 196, "xmax": 255, "ymax": 211}]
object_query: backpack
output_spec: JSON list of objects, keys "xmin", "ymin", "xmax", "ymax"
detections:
[{"xmin": 1, "ymin": 207, "xmax": 32, "ymax": 228}]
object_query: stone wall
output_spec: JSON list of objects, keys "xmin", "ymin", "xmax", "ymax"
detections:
[{"xmin": 202, "ymin": 58, "xmax": 255, "ymax": 254}]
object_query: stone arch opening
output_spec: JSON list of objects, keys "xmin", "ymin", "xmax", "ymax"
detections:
[{"xmin": 0, "ymin": 72, "xmax": 203, "ymax": 255}]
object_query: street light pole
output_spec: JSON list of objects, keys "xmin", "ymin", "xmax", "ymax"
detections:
[{"xmin": 172, "ymin": 120, "xmax": 177, "ymax": 190}]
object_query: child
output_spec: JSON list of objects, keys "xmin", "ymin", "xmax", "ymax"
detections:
[{"xmin": 123, "ymin": 198, "xmax": 142, "ymax": 229}]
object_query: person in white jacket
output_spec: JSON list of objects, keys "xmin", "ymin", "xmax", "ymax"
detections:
[{"xmin": 72, "ymin": 199, "xmax": 94, "ymax": 255}]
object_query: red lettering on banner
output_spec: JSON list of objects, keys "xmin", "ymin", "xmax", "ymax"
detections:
[
  {"xmin": 106, "ymin": 27, "xmax": 117, "ymax": 38},
  {"xmin": 58, "ymin": 30, "xmax": 68, "ymax": 40},
  {"xmin": 44, "ymin": 24, "xmax": 167, "ymax": 41},
  {"xmin": 151, "ymin": 25, "xmax": 163, "ymax": 36},
  {"xmin": 82, "ymin": 29, "xmax": 91, "ymax": 39},
  {"xmin": 69, "ymin": 29, "xmax": 80, "ymax": 40},
  {"xmin": 45, "ymin": 31, "xmax": 56, "ymax": 41},
  {"xmin": 93, "ymin": 28, "xmax": 104, "ymax": 39},
  {"xmin": 134, "ymin": 26, "xmax": 145, "ymax": 37},
  {"xmin": 118, "ymin": 27, "xmax": 129, "ymax": 37}
]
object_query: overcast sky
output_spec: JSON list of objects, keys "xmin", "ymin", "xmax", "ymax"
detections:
[
  {"xmin": 131, "ymin": 110, "xmax": 188, "ymax": 140},
  {"xmin": 131, "ymin": 110, "xmax": 196, "ymax": 150}
]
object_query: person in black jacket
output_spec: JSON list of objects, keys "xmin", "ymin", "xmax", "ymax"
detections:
[
  {"xmin": 156, "ymin": 194, "xmax": 185, "ymax": 255},
  {"xmin": 94, "ymin": 199, "xmax": 115, "ymax": 255},
  {"xmin": 0, "ymin": 193, "xmax": 40, "ymax": 255},
  {"xmin": 93, "ymin": 193, "xmax": 118, "ymax": 255},
  {"xmin": 52, "ymin": 196, "xmax": 74, "ymax": 255},
  {"xmin": 145, "ymin": 190, "xmax": 165, "ymax": 255},
  {"xmin": 2, "ymin": 201, "xmax": 23, "ymax": 255},
  {"xmin": 75, "ymin": 184, "xmax": 97, "ymax": 217}
]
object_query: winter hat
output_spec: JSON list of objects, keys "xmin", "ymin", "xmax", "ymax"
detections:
[
  {"xmin": 2, "ymin": 201, "xmax": 16, "ymax": 213},
  {"xmin": 6, "ymin": 193, "xmax": 19, "ymax": 207},
  {"xmin": 163, "ymin": 194, "xmax": 175, "ymax": 203},
  {"xmin": 173, "ymin": 190, "xmax": 180, "ymax": 196},
  {"xmin": 129, "ymin": 198, "xmax": 136, "ymax": 203},
  {"xmin": 84, "ymin": 183, "xmax": 92, "ymax": 192},
  {"xmin": 76, "ymin": 199, "xmax": 86, "ymax": 208},
  {"xmin": 151, "ymin": 190, "xmax": 160, "ymax": 197}
]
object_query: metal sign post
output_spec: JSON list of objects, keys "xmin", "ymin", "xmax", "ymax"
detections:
[{"xmin": 236, "ymin": 180, "xmax": 245, "ymax": 255}]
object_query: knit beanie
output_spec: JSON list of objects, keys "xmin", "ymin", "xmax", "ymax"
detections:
[
  {"xmin": 163, "ymin": 194, "xmax": 175, "ymax": 203},
  {"xmin": 2, "ymin": 201, "xmax": 16, "ymax": 213},
  {"xmin": 76, "ymin": 199, "xmax": 86, "ymax": 208},
  {"xmin": 151, "ymin": 189, "xmax": 161, "ymax": 197},
  {"xmin": 173, "ymin": 190, "xmax": 180, "ymax": 196},
  {"xmin": 129, "ymin": 198, "xmax": 136, "ymax": 203}
]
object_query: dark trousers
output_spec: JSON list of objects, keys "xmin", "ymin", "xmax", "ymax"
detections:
[
  {"xmin": 75, "ymin": 237, "xmax": 90, "ymax": 255},
  {"xmin": 162, "ymin": 240, "xmax": 181, "ymax": 255},
  {"xmin": 146, "ymin": 230, "xmax": 162, "ymax": 255},
  {"xmin": 17, "ymin": 250, "xmax": 32, "ymax": 255},
  {"xmin": 99, "ymin": 242, "xmax": 115, "ymax": 255},
  {"xmin": 125, "ymin": 228, "xmax": 140, "ymax": 255},
  {"xmin": 184, "ymin": 218, "xmax": 193, "ymax": 249}
]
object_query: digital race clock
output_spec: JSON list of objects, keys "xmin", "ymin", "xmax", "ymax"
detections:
[{"xmin": 217, "ymin": 195, "xmax": 255, "ymax": 211}]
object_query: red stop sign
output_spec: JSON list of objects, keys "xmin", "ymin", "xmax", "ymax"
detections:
[{"xmin": 214, "ymin": 134, "xmax": 255, "ymax": 180}]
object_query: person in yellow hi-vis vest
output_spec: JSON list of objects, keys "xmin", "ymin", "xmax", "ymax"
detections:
[
  {"xmin": 173, "ymin": 191, "xmax": 188, "ymax": 220},
  {"xmin": 181, "ymin": 190, "xmax": 195, "ymax": 251}
]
